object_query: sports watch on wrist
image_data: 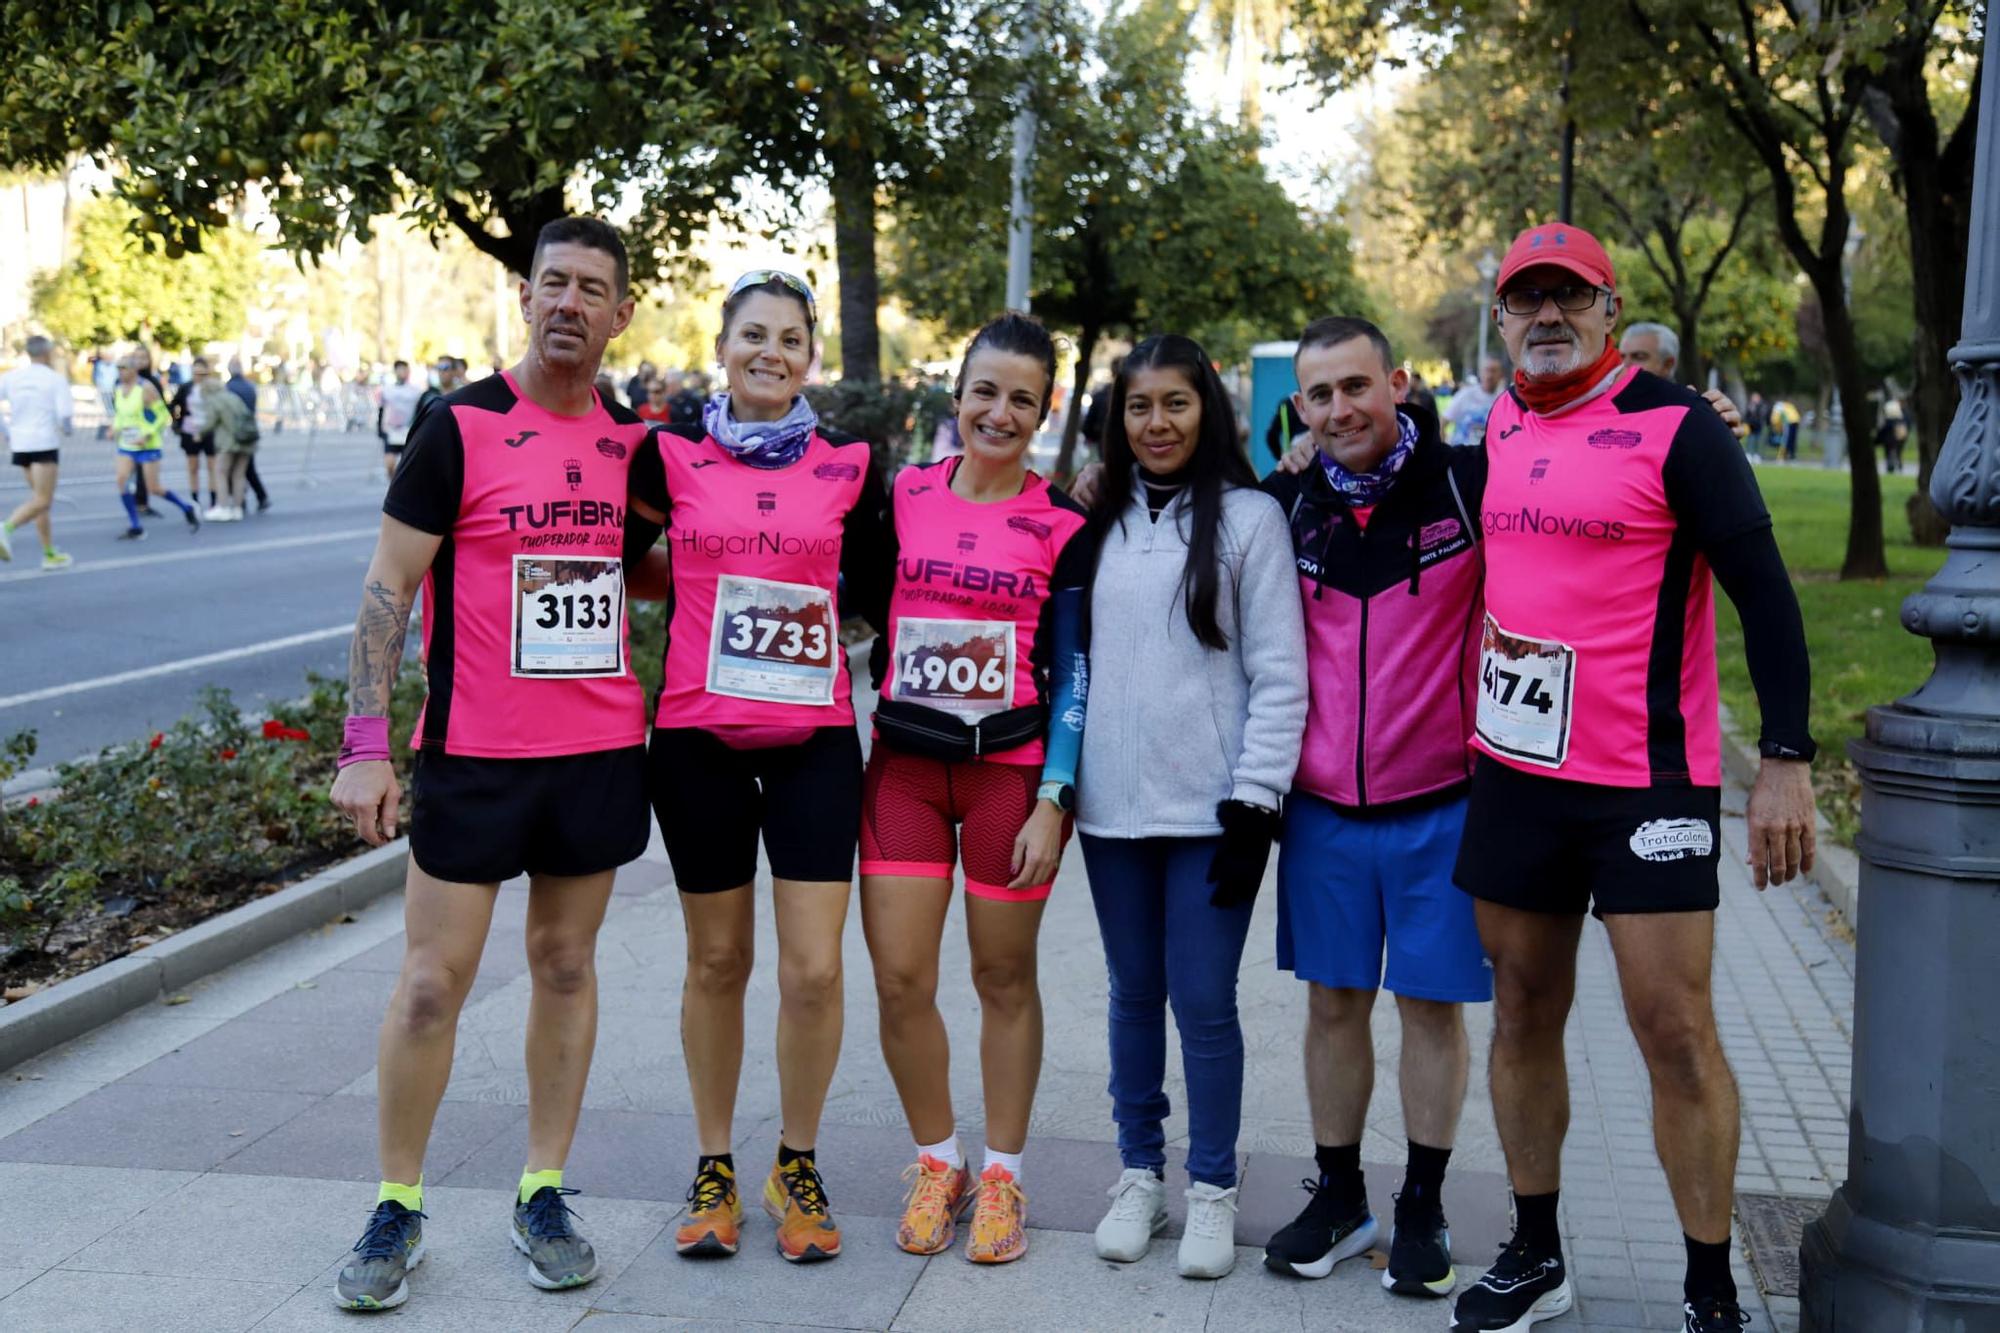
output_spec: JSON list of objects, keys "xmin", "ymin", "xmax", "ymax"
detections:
[
  {"xmin": 1037, "ymin": 781, "xmax": 1076, "ymax": 812},
  {"xmin": 1758, "ymin": 739, "xmax": 1817, "ymax": 762}
]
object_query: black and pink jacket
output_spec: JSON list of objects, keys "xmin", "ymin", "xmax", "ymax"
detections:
[{"xmin": 1259, "ymin": 404, "xmax": 1487, "ymax": 813}]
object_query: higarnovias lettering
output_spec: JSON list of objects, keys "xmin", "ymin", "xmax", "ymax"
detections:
[
  {"xmin": 1481, "ymin": 506, "xmax": 1628, "ymax": 542},
  {"xmin": 673, "ymin": 528, "xmax": 843, "ymax": 560}
]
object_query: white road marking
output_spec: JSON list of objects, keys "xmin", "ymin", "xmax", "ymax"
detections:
[
  {"xmin": 0, "ymin": 624, "xmax": 353, "ymax": 709},
  {"xmin": 0, "ymin": 526, "xmax": 378, "ymax": 584}
]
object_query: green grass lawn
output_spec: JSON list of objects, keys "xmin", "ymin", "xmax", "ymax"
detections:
[{"xmin": 1714, "ymin": 464, "xmax": 1943, "ymax": 843}]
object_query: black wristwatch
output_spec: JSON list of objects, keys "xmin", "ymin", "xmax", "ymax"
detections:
[
  {"xmin": 1037, "ymin": 781, "xmax": 1076, "ymax": 812},
  {"xmin": 1758, "ymin": 739, "xmax": 1817, "ymax": 762}
]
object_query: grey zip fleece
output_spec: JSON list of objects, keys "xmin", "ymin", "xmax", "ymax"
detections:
[{"xmin": 1076, "ymin": 480, "xmax": 1307, "ymax": 838}]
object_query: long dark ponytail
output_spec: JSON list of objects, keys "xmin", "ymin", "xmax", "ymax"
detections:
[{"xmin": 1081, "ymin": 333, "xmax": 1257, "ymax": 651}]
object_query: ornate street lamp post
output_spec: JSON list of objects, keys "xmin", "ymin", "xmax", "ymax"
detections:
[
  {"xmin": 1796, "ymin": 26, "xmax": 2000, "ymax": 1330},
  {"xmin": 1475, "ymin": 248, "xmax": 1499, "ymax": 377}
]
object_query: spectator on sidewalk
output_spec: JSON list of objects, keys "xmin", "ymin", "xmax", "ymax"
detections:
[
  {"xmin": 90, "ymin": 348, "xmax": 118, "ymax": 440},
  {"xmin": 636, "ymin": 377, "xmax": 673, "ymax": 422},
  {"xmin": 667, "ymin": 372, "xmax": 705, "ymax": 425},
  {"xmin": 1619, "ymin": 322, "xmax": 1680, "ymax": 380},
  {"xmin": 625, "ymin": 359, "xmax": 656, "ymax": 408},
  {"xmin": 225, "ymin": 358, "xmax": 271, "ymax": 512},
  {"xmin": 1770, "ymin": 398, "xmax": 1802, "ymax": 461},
  {"xmin": 0, "ymin": 334, "xmax": 76, "ymax": 569},
  {"xmin": 1744, "ymin": 392, "xmax": 1770, "ymax": 457}
]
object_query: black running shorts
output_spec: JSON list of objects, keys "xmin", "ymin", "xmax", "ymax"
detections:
[
  {"xmin": 180, "ymin": 434, "xmax": 216, "ymax": 456},
  {"xmin": 11, "ymin": 449, "xmax": 57, "ymax": 468},
  {"xmin": 647, "ymin": 725, "xmax": 863, "ymax": 893},
  {"xmin": 1453, "ymin": 757, "xmax": 1722, "ymax": 917},
  {"xmin": 408, "ymin": 744, "xmax": 649, "ymax": 885}
]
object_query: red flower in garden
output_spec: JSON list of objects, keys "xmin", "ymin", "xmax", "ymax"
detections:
[
  {"xmin": 218, "ymin": 748, "xmax": 237, "ymax": 761},
  {"xmin": 25, "ymin": 797, "xmax": 37, "ymax": 808},
  {"xmin": 148, "ymin": 733, "xmax": 163, "ymax": 750},
  {"xmin": 262, "ymin": 719, "xmax": 284, "ymax": 739},
  {"xmin": 261, "ymin": 720, "xmax": 312, "ymax": 742}
]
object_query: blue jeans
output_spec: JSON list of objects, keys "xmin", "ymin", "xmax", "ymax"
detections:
[{"xmin": 1080, "ymin": 833, "xmax": 1255, "ymax": 1188}]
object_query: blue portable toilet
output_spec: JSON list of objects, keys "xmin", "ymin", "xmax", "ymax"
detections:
[{"xmin": 1249, "ymin": 341, "xmax": 1301, "ymax": 478}]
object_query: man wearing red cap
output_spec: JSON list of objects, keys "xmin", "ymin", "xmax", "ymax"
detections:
[{"xmin": 1446, "ymin": 223, "xmax": 1817, "ymax": 1333}]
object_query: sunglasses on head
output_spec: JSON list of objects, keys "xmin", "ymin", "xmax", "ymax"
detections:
[{"xmin": 728, "ymin": 268, "xmax": 817, "ymax": 322}]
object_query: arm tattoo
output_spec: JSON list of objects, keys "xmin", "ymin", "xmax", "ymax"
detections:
[{"xmin": 348, "ymin": 578, "xmax": 414, "ymax": 715}]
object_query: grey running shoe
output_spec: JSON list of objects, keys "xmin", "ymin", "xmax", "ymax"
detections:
[
  {"xmin": 333, "ymin": 1200, "xmax": 426, "ymax": 1311},
  {"xmin": 512, "ymin": 1186, "xmax": 599, "ymax": 1289}
]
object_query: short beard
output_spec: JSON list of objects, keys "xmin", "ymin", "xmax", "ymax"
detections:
[{"xmin": 1521, "ymin": 334, "xmax": 1585, "ymax": 379}]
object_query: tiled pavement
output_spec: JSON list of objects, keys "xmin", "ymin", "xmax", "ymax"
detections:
[{"xmin": 0, "ymin": 781, "xmax": 1855, "ymax": 1332}]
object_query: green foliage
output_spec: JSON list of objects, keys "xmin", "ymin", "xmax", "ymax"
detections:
[
  {"xmin": 0, "ymin": 666, "xmax": 424, "ymax": 957},
  {"xmin": 31, "ymin": 196, "xmax": 261, "ymax": 350},
  {"xmin": 804, "ymin": 379, "xmax": 923, "ymax": 475},
  {"xmin": 892, "ymin": 0, "xmax": 1368, "ymax": 362}
]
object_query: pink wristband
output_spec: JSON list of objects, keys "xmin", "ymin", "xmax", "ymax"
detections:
[{"xmin": 339, "ymin": 715, "xmax": 392, "ymax": 768}]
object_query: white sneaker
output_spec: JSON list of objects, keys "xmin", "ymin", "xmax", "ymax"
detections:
[
  {"xmin": 203, "ymin": 505, "xmax": 231, "ymax": 521},
  {"xmin": 230, "ymin": 505, "xmax": 246, "ymax": 520},
  {"xmin": 1178, "ymin": 1181, "xmax": 1239, "ymax": 1279},
  {"xmin": 1094, "ymin": 1168, "xmax": 1168, "ymax": 1262}
]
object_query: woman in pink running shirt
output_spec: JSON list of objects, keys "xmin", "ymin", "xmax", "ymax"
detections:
[
  {"xmin": 625, "ymin": 270, "xmax": 893, "ymax": 1265},
  {"xmin": 858, "ymin": 313, "xmax": 1090, "ymax": 1265}
]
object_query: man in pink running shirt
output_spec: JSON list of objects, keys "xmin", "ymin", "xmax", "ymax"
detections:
[
  {"xmin": 326, "ymin": 217, "xmax": 650, "ymax": 1310},
  {"xmin": 1446, "ymin": 223, "xmax": 1818, "ymax": 1333}
]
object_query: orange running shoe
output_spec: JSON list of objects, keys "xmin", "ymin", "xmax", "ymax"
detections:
[
  {"xmin": 966, "ymin": 1163, "xmax": 1029, "ymax": 1264},
  {"xmin": 675, "ymin": 1158, "xmax": 743, "ymax": 1257},
  {"xmin": 897, "ymin": 1154, "xmax": 973, "ymax": 1255},
  {"xmin": 763, "ymin": 1155, "xmax": 842, "ymax": 1262}
]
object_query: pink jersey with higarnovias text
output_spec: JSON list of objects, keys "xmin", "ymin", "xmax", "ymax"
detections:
[
  {"xmin": 638, "ymin": 426, "xmax": 880, "ymax": 739},
  {"xmin": 878, "ymin": 458, "xmax": 1089, "ymax": 766},
  {"xmin": 1475, "ymin": 366, "xmax": 1732, "ymax": 787},
  {"xmin": 383, "ymin": 372, "xmax": 653, "ymax": 758}
]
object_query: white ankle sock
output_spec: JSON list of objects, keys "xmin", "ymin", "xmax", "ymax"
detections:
[
  {"xmin": 917, "ymin": 1134, "xmax": 963, "ymax": 1169},
  {"xmin": 983, "ymin": 1146, "xmax": 1024, "ymax": 1179}
]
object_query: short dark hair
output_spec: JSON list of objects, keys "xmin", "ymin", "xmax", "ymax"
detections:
[
  {"xmin": 531, "ymin": 216, "xmax": 630, "ymax": 298},
  {"xmin": 393, "ymin": 359, "xmax": 409, "ymax": 371},
  {"xmin": 1295, "ymin": 315, "xmax": 1394, "ymax": 374},
  {"xmin": 955, "ymin": 312, "xmax": 1060, "ymax": 419}
]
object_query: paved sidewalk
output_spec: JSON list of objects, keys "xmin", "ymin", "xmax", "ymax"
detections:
[{"xmin": 0, "ymin": 779, "xmax": 1853, "ymax": 1332}]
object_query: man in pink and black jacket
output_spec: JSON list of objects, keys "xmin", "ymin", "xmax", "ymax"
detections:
[{"xmin": 1256, "ymin": 316, "xmax": 1491, "ymax": 1302}]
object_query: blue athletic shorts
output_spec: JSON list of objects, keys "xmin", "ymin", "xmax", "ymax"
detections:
[
  {"xmin": 120, "ymin": 448, "xmax": 163, "ymax": 464},
  {"xmin": 1276, "ymin": 791, "xmax": 1492, "ymax": 1002}
]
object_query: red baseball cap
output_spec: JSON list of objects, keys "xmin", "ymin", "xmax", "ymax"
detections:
[{"xmin": 1495, "ymin": 223, "xmax": 1617, "ymax": 294}]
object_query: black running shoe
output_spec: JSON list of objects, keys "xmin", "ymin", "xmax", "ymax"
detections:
[
  {"xmin": 1384, "ymin": 1189, "xmax": 1455, "ymax": 1297},
  {"xmin": 1450, "ymin": 1234, "xmax": 1571, "ymax": 1332},
  {"xmin": 116, "ymin": 527, "xmax": 146, "ymax": 541},
  {"xmin": 1684, "ymin": 1295, "xmax": 1751, "ymax": 1332},
  {"xmin": 184, "ymin": 505, "xmax": 200, "ymax": 531},
  {"xmin": 1261, "ymin": 1177, "xmax": 1377, "ymax": 1279}
]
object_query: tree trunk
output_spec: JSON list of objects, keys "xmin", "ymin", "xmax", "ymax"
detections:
[
  {"xmin": 829, "ymin": 143, "xmax": 881, "ymax": 385},
  {"xmin": 1899, "ymin": 136, "xmax": 1971, "ymax": 547},
  {"xmin": 1816, "ymin": 281, "xmax": 1888, "ymax": 579},
  {"xmin": 444, "ymin": 186, "xmax": 565, "ymax": 279},
  {"xmin": 1056, "ymin": 324, "xmax": 1099, "ymax": 481},
  {"xmin": 1673, "ymin": 299, "xmax": 1704, "ymax": 391}
]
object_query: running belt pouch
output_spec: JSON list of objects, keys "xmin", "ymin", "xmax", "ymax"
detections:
[{"xmin": 872, "ymin": 698, "xmax": 1048, "ymax": 762}]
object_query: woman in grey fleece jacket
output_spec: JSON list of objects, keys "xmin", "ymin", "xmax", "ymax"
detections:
[{"xmin": 1074, "ymin": 335, "xmax": 1307, "ymax": 1280}]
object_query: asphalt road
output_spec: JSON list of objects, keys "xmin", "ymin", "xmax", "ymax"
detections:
[{"xmin": 1, "ymin": 424, "xmax": 392, "ymax": 774}]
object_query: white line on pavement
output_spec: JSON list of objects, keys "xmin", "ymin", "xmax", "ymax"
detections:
[
  {"xmin": 0, "ymin": 624, "xmax": 353, "ymax": 709},
  {"xmin": 0, "ymin": 526, "xmax": 378, "ymax": 585}
]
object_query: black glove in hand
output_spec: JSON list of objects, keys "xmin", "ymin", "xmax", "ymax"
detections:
[{"xmin": 1207, "ymin": 799, "xmax": 1281, "ymax": 908}]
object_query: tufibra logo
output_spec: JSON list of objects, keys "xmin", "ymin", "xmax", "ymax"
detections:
[
  {"xmin": 1483, "ymin": 506, "xmax": 1628, "ymax": 542},
  {"xmin": 1588, "ymin": 428, "xmax": 1643, "ymax": 450},
  {"xmin": 1007, "ymin": 515, "xmax": 1052, "ymax": 540},
  {"xmin": 814, "ymin": 460, "xmax": 861, "ymax": 482},
  {"xmin": 595, "ymin": 436, "xmax": 628, "ymax": 460}
]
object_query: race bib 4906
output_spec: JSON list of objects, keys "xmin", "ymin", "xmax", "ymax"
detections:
[
  {"xmin": 890, "ymin": 617, "xmax": 1015, "ymax": 716},
  {"xmin": 1475, "ymin": 614, "xmax": 1575, "ymax": 768},
  {"xmin": 511, "ymin": 555, "xmax": 626, "ymax": 678},
  {"xmin": 706, "ymin": 573, "xmax": 838, "ymax": 705}
]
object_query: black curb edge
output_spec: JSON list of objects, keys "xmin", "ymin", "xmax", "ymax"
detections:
[{"xmin": 0, "ymin": 839, "xmax": 409, "ymax": 1071}]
